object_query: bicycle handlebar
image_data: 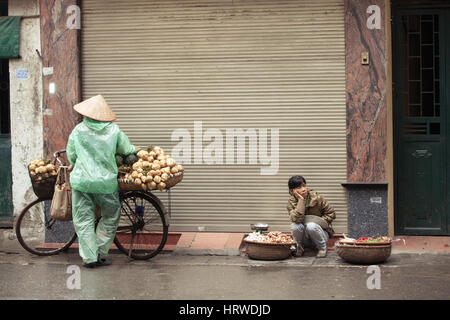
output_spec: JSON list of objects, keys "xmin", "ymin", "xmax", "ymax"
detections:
[
  {"xmin": 53, "ymin": 149, "xmax": 67, "ymax": 166},
  {"xmin": 53, "ymin": 149, "xmax": 66, "ymax": 158}
]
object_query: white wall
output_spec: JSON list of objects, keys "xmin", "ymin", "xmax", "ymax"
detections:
[{"xmin": 8, "ymin": 0, "xmax": 43, "ymax": 218}]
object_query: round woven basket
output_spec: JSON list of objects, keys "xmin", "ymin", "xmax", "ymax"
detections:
[
  {"xmin": 28, "ymin": 165, "xmax": 57, "ymax": 199},
  {"xmin": 117, "ymin": 179, "xmax": 141, "ymax": 191},
  {"xmin": 118, "ymin": 172, "xmax": 184, "ymax": 191},
  {"xmin": 336, "ymin": 243, "xmax": 392, "ymax": 264},
  {"xmin": 244, "ymin": 239, "xmax": 296, "ymax": 260},
  {"xmin": 164, "ymin": 172, "xmax": 184, "ymax": 189}
]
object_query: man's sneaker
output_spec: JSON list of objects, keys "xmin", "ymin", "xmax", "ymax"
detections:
[
  {"xmin": 293, "ymin": 245, "xmax": 304, "ymax": 257},
  {"xmin": 317, "ymin": 249, "xmax": 327, "ymax": 258}
]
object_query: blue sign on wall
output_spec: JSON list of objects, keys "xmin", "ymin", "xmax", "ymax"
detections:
[{"xmin": 15, "ymin": 68, "xmax": 29, "ymax": 79}]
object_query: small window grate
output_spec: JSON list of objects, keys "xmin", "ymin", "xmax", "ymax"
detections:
[{"xmin": 403, "ymin": 122, "xmax": 427, "ymax": 135}]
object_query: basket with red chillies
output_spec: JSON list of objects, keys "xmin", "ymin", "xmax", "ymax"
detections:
[{"xmin": 335, "ymin": 235, "xmax": 392, "ymax": 264}]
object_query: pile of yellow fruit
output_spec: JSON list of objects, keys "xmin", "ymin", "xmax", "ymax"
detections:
[
  {"xmin": 119, "ymin": 146, "xmax": 184, "ymax": 191},
  {"xmin": 28, "ymin": 159, "xmax": 57, "ymax": 181}
]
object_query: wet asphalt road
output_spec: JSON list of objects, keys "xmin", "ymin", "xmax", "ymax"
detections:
[{"xmin": 1, "ymin": 249, "xmax": 450, "ymax": 300}]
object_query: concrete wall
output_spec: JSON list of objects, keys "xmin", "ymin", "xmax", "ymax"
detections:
[{"xmin": 9, "ymin": 0, "xmax": 43, "ymax": 217}]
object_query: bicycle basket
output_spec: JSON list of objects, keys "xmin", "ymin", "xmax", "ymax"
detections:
[
  {"xmin": 164, "ymin": 172, "xmax": 184, "ymax": 189},
  {"xmin": 28, "ymin": 163, "xmax": 58, "ymax": 199},
  {"xmin": 118, "ymin": 172, "xmax": 184, "ymax": 191}
]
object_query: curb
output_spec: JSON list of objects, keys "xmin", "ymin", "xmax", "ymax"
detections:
[{"xmin": 171, "ymin": 248, "xmax": 242, "ymax": 256}]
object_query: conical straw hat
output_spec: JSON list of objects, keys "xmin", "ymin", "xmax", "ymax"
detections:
[{"xmin": 73, "ymin": 95, "xmax": 117, "ymax": 122}]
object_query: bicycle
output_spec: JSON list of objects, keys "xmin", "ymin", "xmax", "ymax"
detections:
[{"xmin": 15, "ymin": 149, "xmax": 169, "ymax": 260}]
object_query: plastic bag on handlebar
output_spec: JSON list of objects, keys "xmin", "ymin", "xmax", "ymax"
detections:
[{"xmin": 66, "ymin": 117, "xmax": 136, "ymax": 194}]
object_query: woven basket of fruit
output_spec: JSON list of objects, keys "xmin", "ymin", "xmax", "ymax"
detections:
[
  {"xmin": 116, "ymin": 146, "xmax": 184, "ymax": 192},
  {"xmin": 244, "ymin": 231, "xmax": 296, "ymax": 260},
  {"xmin": 28, "ymin": 159, "xmax": 58, "ymax": 199},
  {"xmin": 118, "ymin": 172, "xmax": 184, "ymax": 191}
]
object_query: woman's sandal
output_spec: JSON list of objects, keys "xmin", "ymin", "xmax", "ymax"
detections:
[
  {"xmin": 96, "ymin": 256, "xmax": 112, "ymax": 267},
  {"xmin": 83, "ymin": 262, "xmax": 97, "ymax": 269}
]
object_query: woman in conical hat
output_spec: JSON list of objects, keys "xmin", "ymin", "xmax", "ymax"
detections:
[{"xmin": 66, "ymin": 95, "xmax": 138, "ymax": 268}]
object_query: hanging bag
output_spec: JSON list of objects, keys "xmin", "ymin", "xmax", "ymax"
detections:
[{"xmin": 50, "ymin": 166, "xmax": 73, "ymax": 221}]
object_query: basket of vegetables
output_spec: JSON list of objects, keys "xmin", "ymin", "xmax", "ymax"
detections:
[
  {"xmin": 116, "ymin": 146, "xmax": 184, "ymax": 192},
  {"xmin": 335, "ymin": 236, "xmax": 392, "ymax": 264},
  {"xmin": 244, "ymin": 231, "xmax": 296, "ymax": 260},
  {"xmin": 28, "ymin": 158, "xmax": 58, "ymax": 199}
]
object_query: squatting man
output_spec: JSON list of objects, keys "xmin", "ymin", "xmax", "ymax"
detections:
[{"xmin": 287, "ymin": 175, "xmax": 336, "ymax": 258}]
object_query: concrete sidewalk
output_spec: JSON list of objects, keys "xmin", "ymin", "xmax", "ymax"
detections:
[
  {"xmin": 1, "ymin": 228, "xmax": 450, "ymax": 256},
  {"xmin": 171, "ymin": 232, "xmax": 246, "ymax": 256},
  {"xmin": 162, "ymin": 232, "xmax": 450, "ymax": 255}
]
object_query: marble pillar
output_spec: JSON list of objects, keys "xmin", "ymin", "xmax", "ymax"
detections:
[
  {"xmin": 344, "ymin": 0, "xmax": 389, "ymax": 237},
  {"xmin": 39, "ymin": 0, "xmax": 81, "ymax": 159},
  {"xmin": 345, "ymin": 0, "xmax": 387, "ymax": 183}
]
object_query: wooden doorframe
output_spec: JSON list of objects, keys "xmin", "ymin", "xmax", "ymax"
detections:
[{"xmin": 386, "ymin": 0, "xmax": 395, "ymax": 237}]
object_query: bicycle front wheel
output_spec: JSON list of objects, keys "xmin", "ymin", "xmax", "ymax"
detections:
[
  {"xmin": 15, "ymin": 197, "xmax": 77, "ymax": 256},
  {"xmin": 114, "ymin": 191, "xmax": 168, "ymax": 260}
]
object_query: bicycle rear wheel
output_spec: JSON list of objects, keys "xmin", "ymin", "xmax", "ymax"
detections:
[
  {"xmin": 114, "ymin": 191, "xmax": 168, "ymax": 260},
  {"xmin": 15, "ymin": 197, "xmax": 77, "ymax": 256}
]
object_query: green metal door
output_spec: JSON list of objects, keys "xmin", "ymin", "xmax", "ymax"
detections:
[
  {"xmin": 0, "ymin": 58, "xmax": 12, "ymax": 226},
  {"xmin": 394, "ymin": 8, "xmax": 449, "ymax": 235},
  {"xmin": 0, "ymin": 134, "xmax": 13, "ymax": 225}
]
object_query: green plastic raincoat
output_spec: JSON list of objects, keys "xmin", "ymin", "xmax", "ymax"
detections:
[
  {"xmin": 66, "ymin": 117, "xmax": 136, "ymax": 264},
  {"xmin": 67, "ymin": 117, "xmax": 136, "ymax": 193}
]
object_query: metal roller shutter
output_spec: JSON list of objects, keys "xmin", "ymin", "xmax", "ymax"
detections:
[{"xmin": 81, "ymin": 0, "xmax": 347, "ymax": 233}]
